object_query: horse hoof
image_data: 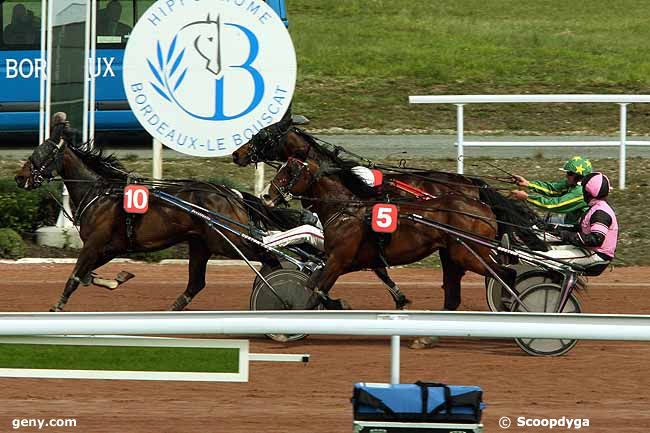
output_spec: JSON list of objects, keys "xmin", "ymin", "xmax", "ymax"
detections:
[
  {"xmin": 49, "ymin": 306, "xmax": 62, "ymax": 312},
  {"xmin": 116, "ymin": 271, "xmax": 135, "ymax": 284},
  {"xmin": 304, "ymin": 292, "xmax": 323, "ymax": 310},
  {"xmin": 408, "ymin": 336, "xmax": 439, "ymax": 349},
  {"xmin": 339, "ymin": 299, "xmax": 352, "ymax": 310},
  {"xmin": 170, "ymin": 294, "xmax": 192, "ymax": 311},
  {"xmin": 269, "ymin": 334, "xmax": 289, "ymax": 343},
  {"xmin": 396, "ymin": 296, "xmax": 412, "ymax": 310},
  {"xmin": 322, "ymin": 297, "xmax": 352, "ymax": 310}
]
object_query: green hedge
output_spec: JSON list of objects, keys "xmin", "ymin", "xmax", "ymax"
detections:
[
  {"xmin": 0, "ymin": 228, "xmax": 26, "ymax": 259},
  {"xmin": 0, "ymin": 178, "xmax": 61, "ymax": 234}
]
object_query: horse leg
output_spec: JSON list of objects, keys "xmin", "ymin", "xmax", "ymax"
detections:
[
  {"xmin": 171, "ymin": 239, "xmax": 211, "ymax": 311},
  {"xmin": 51, "ymin": 241, "xmax": 114, "ymax": 312},
  {"xmin": 410, "ymin": 249, "xmax": 465, "ymax": 350},
  {"xmin": 304, "ymin": 254, "xmax": 349, "ymax": 310},
  {"xmin": 439, "ymin": 248, "xmax": 466, "ymax": 311},
  {"xmin": 373, "ymin": 267, "xmax": 410, "ymax": 309}
]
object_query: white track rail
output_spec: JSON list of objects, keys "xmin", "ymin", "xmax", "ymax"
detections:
[
  {"xmin": 1, "ymin": 310, "xmax": 649, "ymax": 340},
  {"xmin": 3, "ymin": 311, "xmax": 649, "ymax": 384},
  {"xmin": 409, "ymin": 94, "xmax": 650, "ymax": 189}
]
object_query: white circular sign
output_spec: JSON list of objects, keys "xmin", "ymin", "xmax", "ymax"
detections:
[{"xmin": 123, "ymin": 0, "xmax": 297, "ymax": 157}]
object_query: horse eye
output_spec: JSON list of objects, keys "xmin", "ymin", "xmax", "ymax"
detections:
[{"xmin": 208, "ymin": 37, "xmax": 214, "ymax": 42}]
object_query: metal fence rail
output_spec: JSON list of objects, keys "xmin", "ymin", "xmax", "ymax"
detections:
[
  {"xmin": 3, "ymin": 310, "xmax": 650, "ymax": 384},
  {"xmin": 2, "ymin": 310, "xmax": 649, "ymax": 339},
  {"xmin": 409, "ymin": 94, "xmax": 650, "ymax": 189}
]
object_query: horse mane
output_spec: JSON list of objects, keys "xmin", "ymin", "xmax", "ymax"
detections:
[
  {"xmin": 477, "ymin": 186, "xmax": 548, "ymax": 251},
  {"xmin": 239, "ymin": 191, "xmax": 303, "ymax": 231},
  {"xmin": 292, "ymin": 128, "xmax": 352, "ymax": 165},
  {"xmin": 291, "ymin": 130, "xmax": 381, "ymax": 197},
  {"xmin": 67, "ymin": 141, "xmax": 128, "ymax": 180}
]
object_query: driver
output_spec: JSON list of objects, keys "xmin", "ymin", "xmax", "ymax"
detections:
[
  {"xmin": 262, "ymin": 209, "xmax": 324, "ymax": 251},
  {"xmin": 511, "ymin": 156, "xmax": 592, "ymax": 225},
  {"xmin": 541, "ymin": 172, "xmax": 618, "ymax": 268}
]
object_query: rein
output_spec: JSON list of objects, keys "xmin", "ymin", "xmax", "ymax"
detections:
[{"xmin": 272, "ymin": 160, "xmax": 543, "ymax": 235}]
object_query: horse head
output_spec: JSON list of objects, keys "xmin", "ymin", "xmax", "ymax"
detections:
[
  {"xmin": 232, "ymin": 108, "xmax": 295, "ymax": 166},
  {"xmin": 232, "ymin": 128, "xmax": 280, "ymax": 166},
  {"xmin": 182, "ymin": 14, "xmax": 221, "ymax": 76},
  {"xmin": 15, "ymin": 138, "xmax": 65, "ymax": 190},
  {"xmin": 263, "ymin": 157, "xmax": 317, "ymax": 207}
]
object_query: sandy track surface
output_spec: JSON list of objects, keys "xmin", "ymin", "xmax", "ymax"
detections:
[{"xmin": 0, "ymin": 263, "xmax": 648, "ymax": 433}]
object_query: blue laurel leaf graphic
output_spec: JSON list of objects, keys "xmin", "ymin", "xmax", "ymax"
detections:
[
  {"xmin": 167, "ymin": 35, "xmax": 178, "ymax": 64},
  {"xmin": 150, "ymin": 82, "xmax": 171, "ymax": 102},
  {"xmin": 146, "ymin": 59, "xmax": 164, "ymax": 87},
  {"xmin": 156, "ymin": 41, "xmax": 164, "ymax": 70},
  {"xmin": 174, "ymin": 68, "xmax": 188, "ymax": 91},
  {"xmin": 169, "ymin": 48, "xmax": 185, "ymax": 78}
]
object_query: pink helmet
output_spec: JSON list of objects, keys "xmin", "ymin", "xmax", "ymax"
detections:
[{"xmin": 583, "ymin": 172, "xmax": 611, "ymax": 201}]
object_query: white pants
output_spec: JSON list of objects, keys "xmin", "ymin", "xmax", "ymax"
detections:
[
  {"xmin": 540, "ymin": 245, "xmax": 608, "ymax": 267},
  {"xmin": 262, "ymin": 225, "xmax": 325, "ymax": 251}
]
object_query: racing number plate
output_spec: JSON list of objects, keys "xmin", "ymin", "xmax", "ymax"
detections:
[
  {"xmin": 371, "ymin": 204, "xmax": 398, "ymax": 233},
  {"xmin": 123, "ymin": 185, "xmax": 150, "ymax": 214}
]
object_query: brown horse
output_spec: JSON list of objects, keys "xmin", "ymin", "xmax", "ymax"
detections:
[
  {"xmin": 233, "ymin": 124, "xmax": 546, "ymax": 250},
  {"xmin": 15, "ymin": 129, "xmax": 292, "ymax": 312},
  {"xmin": 263, "ymin": 156, "xmax": 517, "ymax": 311}
]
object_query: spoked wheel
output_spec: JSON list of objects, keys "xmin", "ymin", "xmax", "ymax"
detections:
[
  {"xmin": 510, "ymin": 282, "xmax": 582, "ymax": 356},
  {"xmin": 249, "ymin": 269, "xmax": 315, "ymax": 343},
  {"xmin": 486, "ymin": 265, "xmax": 557, "ymax": 312},
  {"xmin": 253, "ymin": 261, "xmax": 298, "ymax": 290}
]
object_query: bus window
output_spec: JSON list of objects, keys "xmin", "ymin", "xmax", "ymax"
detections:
[
  {"xmin": 96, "ymin": 0, "xmax": 132, "ymax": 44},
  {"xmin": 135, "ymin": 0, "xmax": 155, "ymax": 21},
  {"xmin": 1, "ymin": 0, "xmax": 41, "ymax": 49}
]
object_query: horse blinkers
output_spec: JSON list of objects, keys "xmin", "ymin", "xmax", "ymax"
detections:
[
  {"xmin": 266, "ymin": 157, "xmax": 310, "ymax": 207},
  {"xmin": 16, "ymin": 139, "xmax": 64, "ymax": 189}
]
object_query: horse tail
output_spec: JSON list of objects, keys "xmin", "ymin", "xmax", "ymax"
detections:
[{"xmin": 477, "ymin": 185, "xmax": 548, "ymax": 252}]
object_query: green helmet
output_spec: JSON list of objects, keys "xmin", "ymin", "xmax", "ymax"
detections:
[{"xmin": 561, "ymin": 156, "xmax": 593, "ymax": 177}]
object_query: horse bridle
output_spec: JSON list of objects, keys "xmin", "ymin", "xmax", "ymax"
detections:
[
  {"xmin": 246, "ymin": 121, "xmax": 295, "ymax": 163},
  {"xmin": 269, "ymin": 157, "xmax": 311, "ymax": 206},
  {"xmin": 27, "ymin": 138, "xmax": 65, "ymax": 188}
]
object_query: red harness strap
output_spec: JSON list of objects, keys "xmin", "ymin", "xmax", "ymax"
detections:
[{"xmin": 390, "ymin": 180, "xmax": 437, "ymax": 200}]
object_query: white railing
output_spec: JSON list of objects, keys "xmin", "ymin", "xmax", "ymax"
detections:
[
  {"xmin": 2, "ymin": 310, "xmax": 650, "ymax": 384},
  {"xmin": 409, "ymin": 95, "xmax": 650, "ymax": 190}
]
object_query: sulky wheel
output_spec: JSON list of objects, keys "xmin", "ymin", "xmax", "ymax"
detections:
[
  {"xmin": 249, "ymin": 268, "xmax": 314, "ymax": 342},
  {"xmin": 509, "ymin": 282, "xmax": 582, "ymax": 356},
  {"xmin": 253, "ymin": 261, "xmax": 299, "ymax": 291},
  {"xmin": 486, "ymin": 265, "xmax": 558, "ymax": 312}
]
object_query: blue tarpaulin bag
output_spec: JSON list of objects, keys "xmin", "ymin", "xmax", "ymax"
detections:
[{"xmin": 352, "ymin": 381, "xmax": 483, "ymax": 423}]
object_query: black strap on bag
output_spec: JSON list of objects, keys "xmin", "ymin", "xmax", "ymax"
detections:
[
  {"xmin": 352, "ymin": 387, "xmax": 396, "ymax": 418},
  {"xmin": 415, "ymin": 381, "xmax": 452, "ymax": 416}
]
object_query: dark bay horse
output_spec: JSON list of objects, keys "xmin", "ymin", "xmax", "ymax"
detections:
[
  {"xmin": 263, "ymin": 156, "xmax": 518, "ymax": 311},
  {"xmin": 15, "ymin": 132, "xmax": 291, "ymax": 312},
  {"xmin": 233, "ymin": 122, "xmax": 545, "ymax": 250}
]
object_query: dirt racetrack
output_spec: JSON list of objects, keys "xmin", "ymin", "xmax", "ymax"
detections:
[{"xmin": 0, "ymin": 263, "xmax": 648, "ymax": 433}]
